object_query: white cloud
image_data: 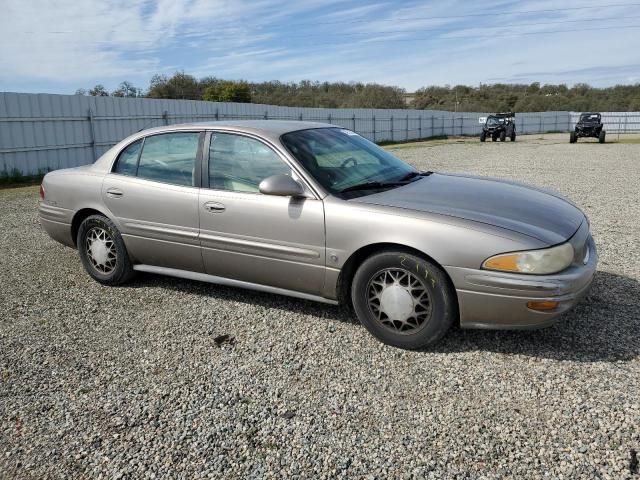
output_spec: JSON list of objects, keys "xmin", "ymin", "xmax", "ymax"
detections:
[{"xmin": 1, "ymin": 0, "xmax": 640, "ymax": 92}]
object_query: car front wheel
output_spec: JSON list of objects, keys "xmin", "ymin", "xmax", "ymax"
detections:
[
  {"xmin": 599, "ymin": 130, "xmax": 606, "ymax": 143},
  {"xmin": 77, "ymin": 214, "xmax": 134, "ymax": 285},
  {"xmin": 351, "ymin": 251, "xmax": 457, "ymax": 350}
]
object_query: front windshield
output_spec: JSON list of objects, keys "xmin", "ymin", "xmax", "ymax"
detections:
[
  {"xmin": 580, "ymin": 113, "xmax": 600, "ymax": 122},
  {"xmin": 281, "ymin": 128, "xmax": 418, "ymax": 196},
  {"xmin": 486, "ymin": 116, "xmax": 504, "ymax": 126}
]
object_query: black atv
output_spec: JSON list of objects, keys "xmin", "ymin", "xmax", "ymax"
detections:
[
  {"xmin": 480, "ymin": 112, "xmax": 516, "ymax": 142},
  {"xmin": 570, "ymin": 112, "xmax": 605, "ymax": 143}
]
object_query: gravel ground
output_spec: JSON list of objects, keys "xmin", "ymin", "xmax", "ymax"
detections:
[{"xmin": 1, "ymin": 133, "xmax": 639, "ymax": 479}]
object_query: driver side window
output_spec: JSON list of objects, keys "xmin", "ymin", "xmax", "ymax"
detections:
[{"xmin": 209, "ymin": 133, "xmax": 291, "ymax": 193}]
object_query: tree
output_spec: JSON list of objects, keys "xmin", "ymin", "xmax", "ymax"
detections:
[
  {"xmin": 74, "ymin": 88, "xmax": 87, "ymax": 96},
  {"xmin": 112, "ymin": 81, "xmax": 141, "ymax": 97},
  {"xmin": 146, "ymin": 72, "xmax": 200, "ymax": 99},
  {"xmin": 351, "ymin": 84, "xmax": 406, "ymax": 109},
  {"xmin": 88, "ymin": 85, "xmax": 109, "ymax": 96},
  {"xmin": 203, "ymin": 81, "xmax": 251, "ymax": 103}
]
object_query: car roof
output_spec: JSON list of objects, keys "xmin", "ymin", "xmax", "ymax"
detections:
[{"xmin": 138, "ymin": 120, "xmax": 334, "ymax": 138}]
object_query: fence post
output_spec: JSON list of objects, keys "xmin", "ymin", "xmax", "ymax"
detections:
[
  {"xmin": 431, "ymin": 115, "xmax": 434, "ymax": 137},
  {"xmin": 555, "ymin": 113, "xmax": 558, "ymax": 132},
  {"xmin": 352, "ymin": 114, "xmax": 356, "ymax": 131},
  {"xmin": 87, "ymin": 108, "xmax": 98, "ymax": 162},
  {"xmin": 299, "ymin": 113, "xmax": 303, "ymax": 121},
  {"xmin": 328, "ymin": 113, "xmax": 332, "ymax": 124},
  {"xmin": 390, "ymin": 115, "xmax": 394, "ymax": 142},
  {"xmin": 539, "ymin": 115, "xmax": 543, "ymax": 134},
  {"xmin": 419, "ymin": 116, "xmax": 422, "ymax": 139},
  {"xmin": 215, "ymin": 108, "xmax": 219, "ymax": 121},
  {"xmin": 624, "ymin": 114, "xmax": 628, "ymax": 135},
  {"xmin": 264, "ymin": 110, "xmax": 268, "ymax": 120},
  {"xmin": 619, "ymin": 116, "xmax": 623, "ymax": 140},
  {"xmin": 406, "ymin": 114, "xmax": 409, "ymax": 140},
  {"xmin": 162, "ymin": 110, "xmax": 169, "ymax": 126},
  {"xmin": 372, "ymin": 115, "xmax": 376, "ymax": 142}
]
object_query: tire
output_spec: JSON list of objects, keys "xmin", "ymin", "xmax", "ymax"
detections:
[
  {"xmin": 351, "ymin": 251, "xmax": 456, "ymax": 350},
  {"xmin": 599, "ymin": 130, "xmax": 606, "ymax": 143},
  {"xmin": 480, "ymin": 131, "xmax": 486, "ymax": 142},
  {"xmin": 511, "ymin": 132, "xmax": 516, "ymax": 142},
  {"xmin": 570, "ymin": 131, "xmax": 577, "ymax": 143},
  {"xmin": 77, "ymin": 214, "xmax": 134, "ymax": 285},
  {"xmin": 491, "ymin": 135, "xmax": 497, "ymax": 142},
  {"xmin": 499, "ymin": 131, "xmax": 506, "ymax": 142}
]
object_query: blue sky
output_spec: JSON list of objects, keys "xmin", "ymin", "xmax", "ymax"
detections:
[{"xmin": 2, "ymin": 0, "xmax": 640, "ymax": 94}]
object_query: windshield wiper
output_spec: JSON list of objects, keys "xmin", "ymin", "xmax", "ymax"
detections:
[
  {"xmin": 398, "ymin": 170, "xmax": 433, "ymax": 182},
  {"xmin": 339, "ymin": 181, "xmax": 407, "ymax": 194},
  {"xmin": 339, "ymin": 171, "xmax": 433, "ymax": 194}
]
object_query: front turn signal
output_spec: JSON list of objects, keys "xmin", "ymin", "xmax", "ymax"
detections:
[{"xmin": 526, "ymin": 301, "xmax": 560, "ymax": 311}]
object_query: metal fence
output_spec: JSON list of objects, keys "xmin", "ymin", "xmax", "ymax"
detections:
[{"xmin": 0, "ymin": 92, "xmax": 638, "ymax": 175}]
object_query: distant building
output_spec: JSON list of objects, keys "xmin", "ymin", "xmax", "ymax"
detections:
[{"xmin": 403, "ymin": 92, "xmax": 415, "ymax": 106}]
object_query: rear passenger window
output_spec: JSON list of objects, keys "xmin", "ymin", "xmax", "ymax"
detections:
[
  {"xmin": 114, "ymin": 139, "xmax": 142, "ymax": 176},
  {"xmin": 136, "ymin": 133, "xmax": 200, "ymax": 187}
]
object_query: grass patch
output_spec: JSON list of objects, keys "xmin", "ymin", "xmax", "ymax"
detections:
[
  {"xmin": 383, "ymin": 135, "xmax": 483, "ymax": 150},
  {"xmin": 608, "ymin": 136, "xmax": 640, "ymax": 144},
  {"xmin": 377, "ymin": 135, "xmax": 448, "ymax": 147},
  {"xmin": 0, "ymin": 168, "xmax": 47, "ymax": 189},
  {"xmin": 0, "ymin": 184, "xmax": 39, "ymax": 199}
]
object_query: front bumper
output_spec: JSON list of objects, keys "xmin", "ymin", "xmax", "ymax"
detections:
[{"xmin": 445, "ymin": 236, "xmax": 598, "ymax": 329}]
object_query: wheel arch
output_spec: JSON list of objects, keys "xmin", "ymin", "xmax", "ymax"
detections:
[
  {"xmin": 71, "ymin": 207, "xmax": 113, "ymax": 247},
  {"xmin": 335, "ymin": 242, "xmax": 458, "ymax": 318}
]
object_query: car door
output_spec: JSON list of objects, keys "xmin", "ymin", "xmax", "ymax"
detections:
[
  {"xmin": 198, "ymin": 131, "xmax": 326, "ymax": 295},
  {"xmin": 102, "ymin": 131, "xmax": 205, "ymax": 273}
]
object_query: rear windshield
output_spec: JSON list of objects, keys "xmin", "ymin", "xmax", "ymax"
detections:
[{"xmin": 580, "ymin": 114, "xmax": 600, "ymax": 121}]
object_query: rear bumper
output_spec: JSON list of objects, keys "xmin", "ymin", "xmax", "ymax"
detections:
[
  {"xmin": 445, "ymin": 236, "xmax": 598, "ymax": 329},
  {"xmin": 39, "ymin": 203, "xmax": 75, "ymax": 248}
]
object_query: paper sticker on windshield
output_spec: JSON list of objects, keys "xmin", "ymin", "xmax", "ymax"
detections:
[{"xmin": 340, "ymin": 129, "xmax": 359, "ymax": 136}]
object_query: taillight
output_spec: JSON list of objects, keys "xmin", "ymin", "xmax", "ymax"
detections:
[{"xmin": 39, "ymin": 184, "xmax": 45, "ymax": 201}]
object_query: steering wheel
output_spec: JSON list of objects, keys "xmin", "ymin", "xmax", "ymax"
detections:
[{"xmin": 340, "ymin": 157, "xmax": 358, "ymax": 168}]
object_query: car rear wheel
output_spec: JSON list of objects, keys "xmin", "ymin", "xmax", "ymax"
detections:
[
  {"xmin": 599, "ymin": 130, "xmax": 606, "ymax": 143},
  {"xmin": 499, "ymin": 131, "xmax": 506, "ymax": 142},
  {"xmin": 570, "ymin": 131, "xmax": 577, "ymax": 143},
  {"xmin": 77, "ymin": 214, "xmax": 134, "ymax": 285},
  {"xmin": 491, "ymin": 134, "xmax": 497, "ymax": 142},
  {"xmin": 510, "ymin": 132, "xmax": 516, "ymax": 141},
  {"xmin": 351, "ymin": 251, "xmax": 456, "ymax": 350}
]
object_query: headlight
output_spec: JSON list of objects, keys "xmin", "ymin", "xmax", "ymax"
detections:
[{"xmin": 482, "ymin": 243, "xmax": 574, "ymax": 275}]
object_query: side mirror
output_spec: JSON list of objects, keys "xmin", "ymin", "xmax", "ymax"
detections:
[{"xmin": 259, "ymin": 174, "xmax": 305, "ymax": 197}]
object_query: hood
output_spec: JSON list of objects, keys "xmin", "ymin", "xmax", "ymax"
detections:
[{"xmin": 352, "ymin": 173, "xmax": 585, "ymax": 245}]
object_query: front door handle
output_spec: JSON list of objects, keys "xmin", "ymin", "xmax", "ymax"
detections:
[
  {"xmin": 106, "ymin": 188, "xmax": 124, "ymax": 198},
  {"xmin": 204, "ymin": 201, "xmax": 225, "ymax": 213}
]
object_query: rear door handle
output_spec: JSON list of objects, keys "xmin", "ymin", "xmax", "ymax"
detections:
[
  {"xmin": 106, "ymin": 188, "xmax": 124, "ymax": 198},
  {"xmin": 204, "ymin": 201, "xmax": 225, "ymax": 213}
]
